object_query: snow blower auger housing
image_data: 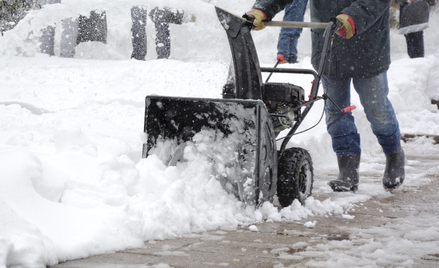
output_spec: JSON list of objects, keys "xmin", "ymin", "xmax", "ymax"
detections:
[{"xmin": 142, "ymin": 7, "xmax": 339, "ymax": 207}]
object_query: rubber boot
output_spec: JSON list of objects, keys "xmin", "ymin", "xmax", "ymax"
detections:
[
  {"xmin": 328, "ymin": 153, "xmax": 361, "ymax": 192},
  {"xmin": 382, "ymin": 146, "xmax": 405, "ymax": 190}
]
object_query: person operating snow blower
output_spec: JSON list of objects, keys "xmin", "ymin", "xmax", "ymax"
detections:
[{"xmin": 245, "ymin": 0, "xmax": 405, "ymax": 191}]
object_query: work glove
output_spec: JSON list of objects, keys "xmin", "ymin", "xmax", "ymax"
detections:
[
  {"xmin": 336, "ymin": 14, "xmax": 355, "ymax": 39},
  {"xmin": 245, "ymin": 9, "xmax": 267, "ymax": 30}
]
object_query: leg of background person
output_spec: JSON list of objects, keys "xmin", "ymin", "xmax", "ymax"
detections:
[
  {"xmin": 276, "ymin": 0, "xmax": 308, "ymax": 63},
  {"xmin": 405, "ymin": 31, "xmax": 424, "ymax": 58}
]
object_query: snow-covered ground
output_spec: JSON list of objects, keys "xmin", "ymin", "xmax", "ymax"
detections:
[{"xmin": 1, "ymin": 1, "xmax": 439, "ymax": 267}]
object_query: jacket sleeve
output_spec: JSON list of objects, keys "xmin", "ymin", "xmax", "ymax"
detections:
[
  {"xmin": 341, "ymin": 0, "xmax": 392, "ymax": 35},
  {"xmin": 251, "ymin": 0, "xmax": 295, "ymax": 20}
]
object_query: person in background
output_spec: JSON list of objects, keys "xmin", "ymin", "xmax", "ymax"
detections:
[
  {"xmin": 246, "ymin": 0, "xmax": 405, "ymax": 192},
  {"xmin": 276, "ymin": 0, "xmax": 308, "ymax": 64},
  {"xmin": 396, "ymin": 0, "xmax": 423, "ymax": 58}
]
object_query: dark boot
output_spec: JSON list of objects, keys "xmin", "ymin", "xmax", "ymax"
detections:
[
  {"xmin": 382, "ymin": 146, "xmax": 405, "ymax": 190},
  {"xmin": 328, "ymin": 153, "xmax": 361, "ymax": 192}
]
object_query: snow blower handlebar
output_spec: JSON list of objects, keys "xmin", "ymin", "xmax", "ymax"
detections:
[
  {"xmin": 264, "ymin": 19, "xmax": 356, "ymax": 114},
  {"xmin": 264, "ymin": 21, "xmax": 328, "ymax": 29},
  {"xmin": 243, "ymin": 12, "xmax": 329, "ymax": 29},
  {"xmin": 276, "ymin": 18, "xmax": 340, "ymax": 153},
  {"xmin": 323, "ymin": 94, "xmax": 357, "ymax": 113}
]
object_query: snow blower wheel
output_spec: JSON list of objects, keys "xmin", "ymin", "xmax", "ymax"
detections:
[{"xmin": 277, "ymin": 148, "xmax": 314, "ymax": 207}]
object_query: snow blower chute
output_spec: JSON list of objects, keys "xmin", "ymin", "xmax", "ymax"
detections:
[{"xmin": 142, "ymin": 7, "xmax": 346, "ymax": 207}]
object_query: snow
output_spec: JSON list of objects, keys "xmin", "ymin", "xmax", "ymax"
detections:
[
  {"xmin": 248, "ymin": 225, "xmax": 259, "ymax": 232},
  {"xmin": 303, "ymin": 221, "xmax": 316, "ymax": 228},
  {"xmin": 0, "ymin": 0, "xmax": 439, "ymax": 267}
]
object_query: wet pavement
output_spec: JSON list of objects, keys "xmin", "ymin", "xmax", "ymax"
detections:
[{"xmin": 51, "ymin": 146, "xmax": 439, "ymax": 268}]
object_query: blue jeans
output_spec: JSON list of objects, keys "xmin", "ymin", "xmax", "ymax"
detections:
[
  {"xmin": 277, "ymin": 0, "xmax": 308, "ymax": 63},
  {"xmin": 322, "ymin": 72, "xmax": 401, "ymax": 156}
]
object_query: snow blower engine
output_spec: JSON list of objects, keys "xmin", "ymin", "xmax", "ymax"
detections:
[{"xmin": 142, "ymin": 7, "xmax": 343, "ymax": 207}]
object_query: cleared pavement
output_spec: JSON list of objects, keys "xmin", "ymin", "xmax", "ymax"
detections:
[{"xmin": 51, "ymin": 143, "xmax": 439, "ymax": 268}]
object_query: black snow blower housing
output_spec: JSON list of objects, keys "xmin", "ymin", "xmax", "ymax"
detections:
[{"xmin": 142, "ymin": 7, "xmax": 340, "ymax": 207}]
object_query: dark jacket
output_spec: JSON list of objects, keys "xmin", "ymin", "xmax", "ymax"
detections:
[
  {"xmin": 398, "ymin": 0, "xmax": 430, "ymax": 34},
  {"xmin": 252, "ymin": 0, "xmax": 392, "ymax": 78}
]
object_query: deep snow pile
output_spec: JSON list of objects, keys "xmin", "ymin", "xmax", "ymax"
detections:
[{"xmin": 1, "ymin": 0, "xmax": 439, "ymax": 267}]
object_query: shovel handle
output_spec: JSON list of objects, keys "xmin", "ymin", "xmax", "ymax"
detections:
[{"xmin": 264, "ymin": 21, "xmax": 328, "ymax": 29}]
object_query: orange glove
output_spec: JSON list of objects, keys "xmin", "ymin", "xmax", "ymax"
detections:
[
  {"xmin": 245, "ymin": 9, "xmax": 267, "ymax": 30},
  {"xmin": 336, "ymin": 14, "xmax": 355, "ymax": 39}
]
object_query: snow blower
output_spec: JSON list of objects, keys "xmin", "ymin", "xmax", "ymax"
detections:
[{"xmin": 142, "ymin": 7, "xmax": 352, "ymax": 207}]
